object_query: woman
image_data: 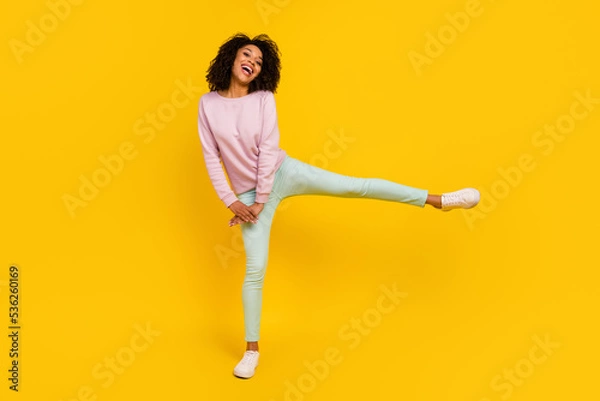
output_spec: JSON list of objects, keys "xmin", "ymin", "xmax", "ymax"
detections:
[{"xmin": 197, "ymin": 33, "xmax": 480, "ymax": 379}]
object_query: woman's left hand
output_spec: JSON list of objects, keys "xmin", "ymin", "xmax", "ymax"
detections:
[{"xmin": 229, "ymin": 203, "xmax": 264, "ymax": 227}]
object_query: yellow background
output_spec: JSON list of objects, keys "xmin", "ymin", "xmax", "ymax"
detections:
[{"xmin": 2, "ymin": 0, "xmax": 599, "ymax": 400}]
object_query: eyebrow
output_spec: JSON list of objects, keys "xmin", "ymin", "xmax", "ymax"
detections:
[{"xmin": 243, "ymin": 47, "xmax": 263, "ymax": 60}]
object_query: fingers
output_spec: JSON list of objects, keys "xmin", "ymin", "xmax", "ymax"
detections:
[
  {"xmin": 229, "ymin": 215, "xmax": 255, "ymax": 227},
  {"xmin": 237, "ymin": 210, "xmax": 256, "ymax": 224},
  {"xmin": 229, "ymin": 201, "xmax": 261, "ymax": 224},
  {"xmin": 231, "ymin": 203, "xmax": 257, "ymax": 223},
  {"xmin": 241, "ymin": 209, "xmax": 257, "ymax": 222}
]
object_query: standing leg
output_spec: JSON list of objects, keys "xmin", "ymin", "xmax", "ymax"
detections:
[
  {"xmin": 237, "ymin": 190, "xmax": 280, "ymax": 344},
  {"xmin": 233, "ymin": 188, "xmax": 281, "ymax": 378}
]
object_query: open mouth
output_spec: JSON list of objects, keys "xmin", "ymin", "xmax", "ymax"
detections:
[{"xmin": 241, "ymin": 65, "xmax": 253, "ymax": 76}]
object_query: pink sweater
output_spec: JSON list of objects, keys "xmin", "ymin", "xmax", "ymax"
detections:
[{"xmin": 197, "ymin": 90, "xmax": 287, "ymax": 207}]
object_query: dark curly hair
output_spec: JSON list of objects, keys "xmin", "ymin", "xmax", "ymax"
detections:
[{"xmin": 205, "ymin": 33, "xmax": 282, "ymax": 94}]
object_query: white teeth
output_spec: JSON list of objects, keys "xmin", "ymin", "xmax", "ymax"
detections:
[{"xmin": 242, "ymin": 65, "xmax": 252, "ymax": 75}]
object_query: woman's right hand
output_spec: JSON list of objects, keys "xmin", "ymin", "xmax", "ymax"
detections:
[{"xmin": 228, "ymin": 200, "xmax": 257, "ymax": 224}]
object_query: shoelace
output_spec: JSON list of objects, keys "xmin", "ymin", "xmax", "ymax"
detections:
[{"xmin": 442, "ymin": 191, "xmax": 465, "ymax": 207}]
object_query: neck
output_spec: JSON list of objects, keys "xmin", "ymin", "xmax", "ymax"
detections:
[{"xmin": 219, "ymin": 80, "xmax": 250, "ymax": 98}]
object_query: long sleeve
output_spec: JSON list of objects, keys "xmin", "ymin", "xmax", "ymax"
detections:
[
  {"xmin": 255, "ymin": 92, "xmax": 281, "ymax": 203},
  {"xmin": 197, "ymin": 99, "xmax": 238, "ymax": 207}
]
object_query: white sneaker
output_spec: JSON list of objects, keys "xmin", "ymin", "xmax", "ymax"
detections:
[
  {"xmin": 233, "ymin": 350, "xmax": 259, "ymax": 378},
  {"xmin": 441, "ymin": 188, "xmax": 480, "ymax": 211}
]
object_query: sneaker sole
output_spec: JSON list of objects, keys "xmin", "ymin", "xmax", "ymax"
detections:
[{"xmin": 233, "ymin": 364, "xmax": 258, "ymax": 379}]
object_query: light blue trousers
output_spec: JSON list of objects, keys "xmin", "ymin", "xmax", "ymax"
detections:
[{"xmin": 236, "ymin": 156, "xmax": 428, "ymax": 341}]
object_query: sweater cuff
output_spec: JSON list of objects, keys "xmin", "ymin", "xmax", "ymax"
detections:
[
  {"xmin": 254, "ymin": 193, "xmax": 269, "ymax": 204},
  {"xmin": 222, "ymin": 192, "xmax": 238, "ymax": 208}
]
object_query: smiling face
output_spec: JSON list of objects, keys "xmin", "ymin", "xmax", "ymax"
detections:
[{"xmin": 232, "ymin": 44, "xmax": 263, "ymax": 84}]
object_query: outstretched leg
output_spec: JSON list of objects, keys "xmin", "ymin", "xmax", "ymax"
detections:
[
  {"xmin": 276, "ymin": 156, "xmax": 429, "ymax": 205},
  {"xmin": 274, "ymin": 156, "xmax": 479, "ymax": 210}
]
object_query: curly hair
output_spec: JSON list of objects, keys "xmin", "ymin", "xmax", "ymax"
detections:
[{"xmin": 205, "ymin": 33, "xmax": 282, "ymax": 94}]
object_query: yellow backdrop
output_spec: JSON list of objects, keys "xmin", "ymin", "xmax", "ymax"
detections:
[{"xmin": 2, "ymin": 0, "xmax": 599, "ymax": 400}]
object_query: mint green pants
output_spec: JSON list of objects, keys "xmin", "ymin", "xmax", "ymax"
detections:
[{"xmin": 237, "ymin": 156, "xmax": 428, "ymax": 341}]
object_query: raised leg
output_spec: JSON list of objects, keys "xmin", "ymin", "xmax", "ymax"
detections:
[{"xmin": 275, "ymin": 156, "xmax": 429, "ymax": 206}]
